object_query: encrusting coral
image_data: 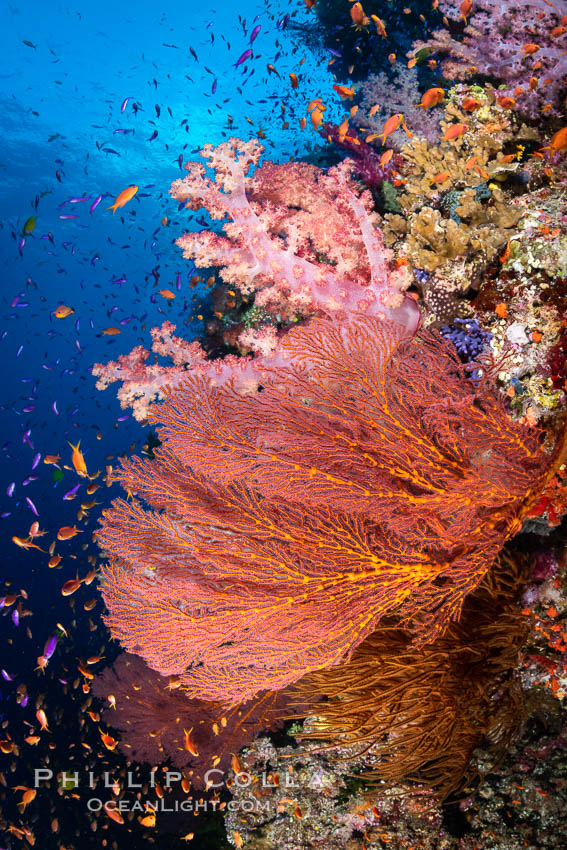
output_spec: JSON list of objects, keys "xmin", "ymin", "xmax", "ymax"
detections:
[{"xmin": 383, "ymin": 85, "xmax": 542, "ymax": 321}]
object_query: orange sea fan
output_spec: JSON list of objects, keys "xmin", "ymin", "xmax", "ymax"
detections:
[
  {"xmin": 293, "ymin": 551, "xmax": 532, "ymax": 801},
  {"xmin": 97, "ymin": 314, "xmax": 549, "ymax": 704}
]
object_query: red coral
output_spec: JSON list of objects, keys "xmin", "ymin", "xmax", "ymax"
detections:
[
  {"xmin": 97, "ymin": 314, "xmax": 547, "ymax": 704},
  {"xmin": 92, "ymin": 653, "xmax": 298, "ymax": 788}
]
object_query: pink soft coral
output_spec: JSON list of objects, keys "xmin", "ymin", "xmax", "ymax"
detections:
[
  {"xmin": 171, "ymin": 138, "xmax": 418, "ymax": 324},
  {"xmin": 93, "ymin": 138, "xmax": 420, "ymax": 421}
]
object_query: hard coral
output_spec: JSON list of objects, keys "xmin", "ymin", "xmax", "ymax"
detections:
[{"xmin": 383, "ymin": 88, "xmax": 539, "ymax": 322}]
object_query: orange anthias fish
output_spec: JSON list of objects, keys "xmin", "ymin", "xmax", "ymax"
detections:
[
  {"xmin": 332, "ymin": 84, "xmax": 355, "ymax": 99},
  {"xmin": 541, "ymin": 126, "xmax": 567, "ymax": 157},
  {"xmin": 350, "ymin": 2, "xmax": 369, "ymax": 28},
  {"xmin": 16, "ymin": 787, "xmax": 37, "ymax": 813},
  {"xmin": 370, "ymin": 14, "xmax": 387, "ymax": 37},
  {"xmin": 36, "ymin": 708, "xmax": 49, "ymax": 731},
  {"xmin": 54, "ymin": 305, "xmax": 74, "ymax": 319},
  {"xmin": 12, "ymin": 536, "xmax": 45, "ymax": 552},
  {"xmin": 100, "ymin": 729, "xmax": 118, "ymax": 751},
  {"xmin": 106, "ymin": 807, "xmax": 125, "ymax": 825},
  {"xmin": 68, "ymin": 441, "xmax": 88, "ymax": 477},
  {"xmin": 159, "ymin": 289, "xmax": 176, "ymax": 299},
  {"xmin": 61, "ymin": 578, "xmax": 83, "ymax": 596},
  {"xmin": 289, "ymin": 73, "xmax": 299, "ymax": 89},
  {"xmin": 441, "ymin": 123, "xmax": 468, "ymax": 141},
  {"xmin": 43, "ymin": 454, "xmax": 61, "ymax": 465},
  {"xmin": 419, "ymin": 87, "xmax": 445, "ymax": 110},
  {"xmin": 462, "ymin": 96, "xmax": 482, "ymax": 110},
  {"xmin": 521, "ymin": 43, "xmax": 541, "ymax": 56},
  {"xmin": 183, "ymin": 728, "xmax": 199, "ymax": 756},
  {"xmin": 377, "ymin": 113, "xmax": 412, "ymax": 145},
  {"xmin": 57, "ymin": 525, "xmax": 82, "ymax": 541},
  {"xmin": 459, "ymin": 0, "xmax": 473, "ymax": 24},
  {"xmin": 106, "ymin": 185, "xmax": 138, "ymax": 215},
  {"xmin": 311, "ymin": 107, "xmax": 325, "ymax": 130}
]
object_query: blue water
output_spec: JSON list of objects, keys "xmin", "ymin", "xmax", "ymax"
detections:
[
  {"xmin": 0, "ymin": 6, "xmax": 347, "ymax": 590},
  {"xmin": 0, "ymin": 2, "xmax": 351, "ymax": 844}
]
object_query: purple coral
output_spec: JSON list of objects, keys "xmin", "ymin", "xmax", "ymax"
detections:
[
  {"xmin": 440, "ymin": 318, "xmax": 492, "ymax": 362},
  {"xmin": 411, "ymin": 0, "xmax": 567, "ymax": 117}
]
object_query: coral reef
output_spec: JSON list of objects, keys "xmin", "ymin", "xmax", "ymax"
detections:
[
  {"xmin": 521, "ymin": 544, "xmax": 567, "ymax": 699},
  {"xmin": 97, "ymin": 313, "xmax": 549, "ymax": 705},
  {"xmin": 383, "ymin": 86, "xmax": 542, "ymax": 322},
  {"xmin": 224, "ymin": 708, "xmax": 567, "ymax": 849},
  {"xmin": 410, "ymin": 0, "xmax": 567, "ymax": 117},
  {"xmin": 356, "ymin": 67, "xmax": 444, "ymax": 149},
  {"xmin": 293, "ymin": 553, "xmax": 531, "ymax": 801},
  {"xmin": 93, "ymin": 139, "xmax": 419, "ymax": 421},
  {"xmin": 92, "ymin": 653, "xmax": 298, "ymax": 789}
]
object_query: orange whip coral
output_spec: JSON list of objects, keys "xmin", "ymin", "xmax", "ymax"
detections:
[{"xmin": 97, "ymin": 314, "xmax": 549, "ymax": 704}]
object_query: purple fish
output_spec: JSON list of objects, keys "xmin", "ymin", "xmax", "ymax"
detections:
[
  {"xmin": 43, "ymin": 634, "xmax": 58, "ymax": 660},
  {"xmin": 69, "ymin": 196, "xmax": 91, "ymax": 203},
  {"xmin": 19, "ymin": 237, "xmax": 25, "ymax": 256},
  {"xmin": 7, "ymin": 482, "xmax": 15, "ymax": 497},
  {"xmin": 250, "ymin": 24, "xmax": 261, "ymax": 43},
  {"xmin": 59, "ymin": 214, "xmax": 78, "ymax": 220},
  {"xmin": 1, "ymin": 669, "xmax": 15, "ymax": 681},
  {"xmin": 212, "ymin": 78, "xmax": 217, "ymax": 94},
  {"xmin": 32, "ymin": 453, "xmax": 41, "ymax": 470},
  {"xmin": 147, "ymin": 130, "xmax": 158, "ymax": 141},
  {"xmin": 90, "ymin": 194, "xmax": 103, "ymax": 213},
  {"xmin": 176, "ymin": 271, "xmax": 181, "ymax": 290},
  {"xmin": 63, "ymin": 482, "xmax": 81, "ymax": 500},
  {"xmin": 16, "ymin": 345, "xmax": 23, "ymax": 358},
  {"xmin": 12, "ymin": 609, "xmax": 19, "ymax": 627},
  {"xmin": 121, "ymin": 96, "xmax": 132, "ymax": 113},
  {"xmin": 23, "ymin": 476, "xmax": 39, "ymax": 486},
  {"xmin": 235, "ymin": 48, "xmax": 253, "ymax": 68},
  {"xmin": 26, "ymin": 497, "xmax": 39, "ymax": 516},
  {"xmin": 52, "ymin": 400, "xmax": 59, "ymax": 415},
  {"xmin": 21, "ymin": 694, "xmax": 29, "ymax": 707}
]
